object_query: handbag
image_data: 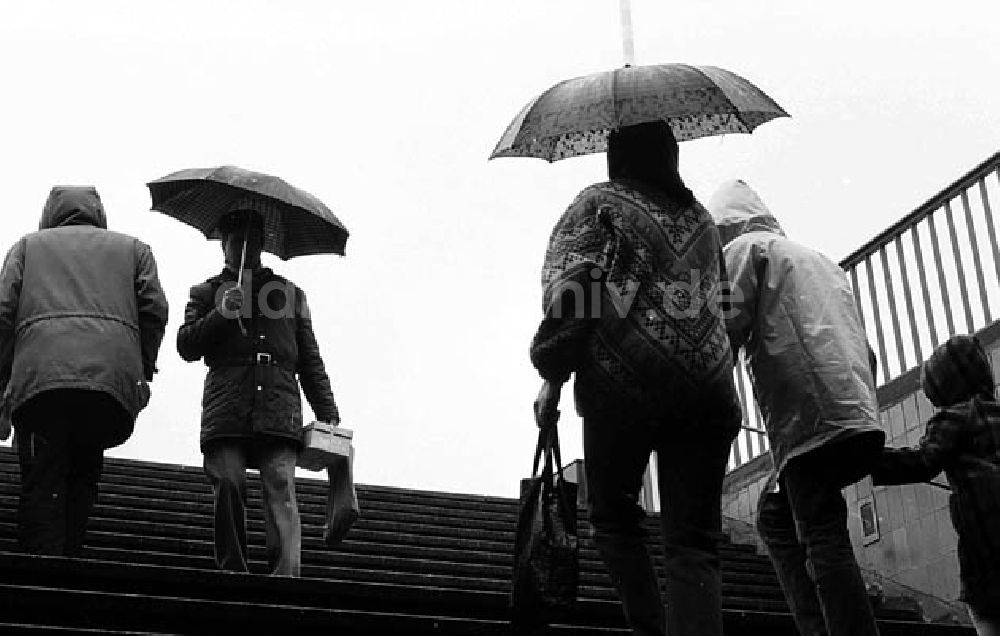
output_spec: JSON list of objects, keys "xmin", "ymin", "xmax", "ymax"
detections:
[
  {"xmin": 510, "ymin": 421, "xmax": 579, "ymax": 626},
  {"xmin": 323, "ymin": 445, "xmax": 360, "ymax": 546}
]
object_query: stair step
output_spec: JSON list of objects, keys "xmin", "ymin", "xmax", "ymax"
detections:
[
  {"xmin": 0, "ymin": 552, "xmax": 804, "ymax": 632},
  {"xmin": 0, "ymin": 502, "xmax": 769, "ymax": 563},
  {"xmin": 0, "ymin": 446, "xmax": 957, "ymax": 633},
  {"xmin": 0, "ymin": 624, "xmax": 166, "ymax": 635}
]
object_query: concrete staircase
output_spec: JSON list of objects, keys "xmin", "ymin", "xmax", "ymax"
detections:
[{"xmin": 0, "ymin": 447, "xmax": 974, "ymax": 634}]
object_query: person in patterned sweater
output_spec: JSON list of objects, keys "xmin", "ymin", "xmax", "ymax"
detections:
[
  {"xmin": 531, "ymin": 121, "xmax": 742, "ymax": 636},
  {"xmin": 873, "ymin": 335, "xmax": 1000, "ymax": 634}
]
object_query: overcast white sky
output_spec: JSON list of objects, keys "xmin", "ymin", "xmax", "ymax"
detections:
[{"xmin": 1, "ymin": 1, "xmax": 998, "ymax": 497}]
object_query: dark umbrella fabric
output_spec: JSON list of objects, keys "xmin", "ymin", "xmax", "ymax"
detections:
[
  {"xmin": 147, "ymin": 165, "xmax": 348, "ymax": 259},
  {"xmin": 490, "ymin": 63, "xmax": 789, "ymax": 162}
]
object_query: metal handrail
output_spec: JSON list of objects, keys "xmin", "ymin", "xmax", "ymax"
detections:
[
  {"xmin": 841, "ymin": 152, "xmax": 1000, "ymax": 269},
  {"xmin": 841, "ymin": 151, "xmax": 1000, "ymax": 384},
  {"xmin": 726, "ymin": 150, "xmax": 1000, "ymax": 473}
]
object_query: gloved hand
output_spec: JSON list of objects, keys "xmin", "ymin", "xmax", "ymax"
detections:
[
  {"xmin": 137, "ymin": 379, "xmax": 151, "ymax": 411},
  {"xmin": 533, "ymin": 380, "xmax": 562, "ymax": 429},
  {"xmin": 221, "ymin": 286, "xmax": 244, "ymax": 315}
]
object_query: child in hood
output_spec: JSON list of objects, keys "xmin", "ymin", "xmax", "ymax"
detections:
[{"xmin": 872, "ymin": 334, "xmax": 1000, "ymax": 633}]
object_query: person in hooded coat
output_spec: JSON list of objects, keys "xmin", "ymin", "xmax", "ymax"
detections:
[
  {"xmin": 709, "ymin": 179, "xmax": 886, "ymax": 636},
  {"xmin": 531, "ymin": 121, "xmax": 742, "ymax": 636},
  {"xmin": 872, "ymin": 335, "xmax": 1000, "ymax": 635},
  {"xmin": 0, "ymin": 185, "xmax": 168, "ymax": 556},
  {"xmin": 177, "ymin": 208, "xmax": 339, "ymax": 577}
]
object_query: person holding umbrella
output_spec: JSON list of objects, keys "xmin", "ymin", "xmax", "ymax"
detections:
[
  {"xmin": 493, "ymin": 63, "xmax": 788, "ymax": 635},
  {"xmin": 529, "ymin": 121, "xmax": 742, "ymax": 636},
  {"xmin": 155, "ymin": 166, "xmax": 347, "ymax": 577}
]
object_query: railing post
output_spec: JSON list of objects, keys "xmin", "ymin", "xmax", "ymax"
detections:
[
  {"xmin": 962, "ymin": 188, "xmax": 992, "ymax": 323},
  {"xmin": 865, "ymin": 257, "xmax": 891, "ymax": 378},
  {"xmin": 880, "ymin": 246, "xmax": 907, "ymax": 372},
  {"xmin": 894, "ymin": 235, "xmax": 923, "ymax": 363},
  {"xmin": 910, "ymin": 224, "xmax": 940, "ymax": 349},
  {"xmin": 927, "ymin": 212, "xmax": 957, "ymax": 337},
  {"xmin": 944, "ymin": 199, "xmax": 976, "ymax": 333},
  {"xmin": 850, "ymin": 267, "xmax": 866, "ymax": 327},
  {"xmin": 979, "ymin": 177, "xmax": 1000, "ymax": 288}
]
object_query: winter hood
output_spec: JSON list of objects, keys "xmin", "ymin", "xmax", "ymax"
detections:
[
  {"xmin": 707, "ymin": 179, "xmax": 784, "ymax": 247},
  {"xmin": 922, "ymin": 334, "xmax": 995, "ymax": 407},
  {"xmin": 39, "ymin": 186, "xmax": 108, "ymax": 230}
]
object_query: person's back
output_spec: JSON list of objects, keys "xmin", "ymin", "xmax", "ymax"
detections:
[
  {"xmin": 710, "ymin": 179, "xmax": 884, "ymax": 636},
  {"xmin": 11, "ymin": 189, "xmax": 162, "ymax": 439},
  {"xmin": 712, "ymin": 180, "xmax": 881, "ymax": 480},
  {"xmin": 536, "ymin": 177, "xmax": 737, "ymax": 421},
  {"xmin": 0, "ymin": 185, "xmax": 168, "ymax": 556},
  {"xmin": 531, "ymin": 122, "xmax": 741, "ymax": 636}
]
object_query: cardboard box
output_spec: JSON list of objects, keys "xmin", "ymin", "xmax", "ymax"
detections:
[{"xmin": 298, "ymin": 421, "xmax": 353, "ymax": 471}]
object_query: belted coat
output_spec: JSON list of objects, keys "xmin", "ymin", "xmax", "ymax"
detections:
[{"xmin": 177, "ymin": 267, "xmax": 339, "ymax": 451}]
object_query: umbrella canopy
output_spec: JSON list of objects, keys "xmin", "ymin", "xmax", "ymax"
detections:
[
  {"xmin": 489, "ymin": 63, "xmax": 789, "ymax": 162},
  {"xmin": 147, "ymin": 165, "xmax": 349, "ymax": 259}
]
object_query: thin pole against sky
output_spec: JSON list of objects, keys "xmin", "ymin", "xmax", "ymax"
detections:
[{"xmin": 619, "ymin": 0, "xmax": 635, "ymax": 65}]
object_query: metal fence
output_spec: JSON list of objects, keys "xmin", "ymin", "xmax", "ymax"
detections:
[
  {"xmin": 843, "ymin": 152, "xmax": 1000, "ymax": 385},
  {"xmin": 721, "ymin": 150, "xmax": 1000, "ymax": 473},
  {"xmin": 640, "ymin": 152, "xmax": 1000, "ymax": 506}
]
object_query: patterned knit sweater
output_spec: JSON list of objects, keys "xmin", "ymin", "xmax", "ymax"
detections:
[{"xmin": 530, "ymin": 180, "xmax": 740, "ymax": 427}]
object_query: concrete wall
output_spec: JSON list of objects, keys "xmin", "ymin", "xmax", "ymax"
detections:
[{"xmin": 846, "ymin": 386, "xmax": 958, "ymax": 604}]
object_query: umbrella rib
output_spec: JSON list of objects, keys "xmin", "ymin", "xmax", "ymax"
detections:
[{"xmin": 687, "ymin": 65, "xmax": 753, "ymax": 133}]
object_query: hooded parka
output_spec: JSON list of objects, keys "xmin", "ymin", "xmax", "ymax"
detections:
[
  {"xmin": 0, "ymin": 186, "xmax": 169, "ymax": 448},
  {"xmin": 709, "ymin": 180, "xmax": 884, "ymax": 484}
]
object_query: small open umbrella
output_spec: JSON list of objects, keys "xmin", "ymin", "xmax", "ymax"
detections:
[
  {"xmin": 147, "ymin": 165, "xmax": 349, "ymax": 259},
  {"xmin": 489, "ymin": 63, "xmax": 789, "ymax": 162},
  {"xmin": 147, "ymin": 165, "xmax": 348, "ymax": 335}
]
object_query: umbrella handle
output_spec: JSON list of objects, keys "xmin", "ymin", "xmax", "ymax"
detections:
[{"xmin": 235, "ymin": 228, "xmax": 248, "ymax": 337}]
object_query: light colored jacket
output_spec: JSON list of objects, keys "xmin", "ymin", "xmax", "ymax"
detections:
[
  {"xmin": 0, "ymin": 186, "xmax": 168, "ymax": 447},
  {"xmin": 709, "ymin": 180, "xmax": 884, "ymax": 481}
]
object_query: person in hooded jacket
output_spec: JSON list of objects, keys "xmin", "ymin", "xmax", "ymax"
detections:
[
  {"xmin": 0, "ymin": 185, "xmax": 168, "ymax": 556},
  {"xmin": 872, "ymin": 335, "xmax": 1000, "ymax": 635},
  {"xmin": 709, "ymin": 179, "xmax": 886, "ymax": 636},
  {"xmin": 531, "ymin": 121, "xmax": 742, "ymax": 636},
  {"xmin": 177, "ymin": 208, "xmax": 339, "ymax": 577}
]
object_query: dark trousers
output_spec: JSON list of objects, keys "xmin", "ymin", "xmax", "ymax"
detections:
[
  {"xmin": 757, "ymin": 452, "xmax": 880, "ymax": 636},
  {"xmin": 203, "ymin": 440, "xmax": 301, "ymax": 576},
  {"xmin": 584, "ymin": 415, "xmax": 736, "ymax": 636},
  {"xmin": 13, "ymin": 390, "xmax": 120, "ymax": 557}
]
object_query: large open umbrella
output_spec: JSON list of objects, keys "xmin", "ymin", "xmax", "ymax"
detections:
[
  {"xmin": 147, "ymin": 165, "xmax": 349, "ymax": 259},
  {"xmin": 489, "ymin": 63, "xmax": 789, "ymax": 162}
]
